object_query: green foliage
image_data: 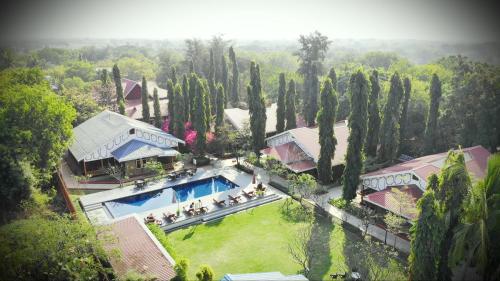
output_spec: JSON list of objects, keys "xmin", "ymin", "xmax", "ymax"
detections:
[
  {"xmin": 0, "ymin": 214, "xmax": 111, "ymax": 281},
  {"xmin": 153, "ymin": 88, "xmax": 162, "ymax": 128},
  {"xmin": 208, "ymin": 49, "xmax": 217, "ymax": 115},
  {"xmin": 221, "ymin": 55, "xmax": 229, "ymax": 107},
  {"xmin": 174, "ymin": 84, "xmax": 186, "ymax": 139},
  {"xmin": 285, "ymin": 79, "xmax": 297, "ymax": 130},
  {"xmin": 329, "ymin": 198, "xmax": 349, "ymax": 209},
  {"xmin": 378, "ymin": 72, "xmax": 404, "ymax": 163},
  {"xmin": 304, "ymin": 64, "xmax": 319, "ymax": 126},
  {"xmin": 189, "ymin": 74, "xmax": 197, "ymax": 121},
  {"xmin": 171, "ymin": 259, "xmax": 189, "ymax": 281},
  {"xmin": 182, "ymin": 74, "xmax": 190, "ymax": 122},
  {"xmin": 228, "ymin": 46, "xmax": 239, "ymax": 106},
  {"xmin": 171, "ymin": 66, "xmax": 178, "ymax": 85},
  {"xmin": 195, "ymin": 265, "xmax": 214, "ymax": 281},
  {"xmin": 342, "ymin": 70, "xmax": 369, "ymax": 202},
  {"xmin": 141, "ymin": 76, "xmax": 151, "ymax": 121},
  {"xmin": 146, "ymin": 223, "xmax": 177, "ymax": 260},
  {"xmin": 64, "ymin": 60, "xmax": 95, "ymax": 81},
  {"xmin": 60, "ymin": 80, "xmax": 102, "ymax": 126},
  {"xmin": 248, "ymin": 62, "xmax": 267, "ymax": 156},
  {"xmin": 215, "ymin": 83, "xmax": 225, "ymax": 129},
  {"xmin": 399, "ymin": 77, "xmax": 412, "ymax": 154},
  {"xmin": 317, "ymin": 77, "xmax": 338, "ymax": 184},
  {"xmin": 117, "ymin": 55, "xmax": 157, "ymax": 81},
  {"xmin": 276, "ymin": 73, "xmax": 286, "ymax": 133},
  {"xmin": 193, "ymin": 76, "xmax": 208, "ymax": 156},
  {"xmin": 288, "ymin": 173, "xmax": 317, "ymax": 208},
  {"xmin": 167, "ymin": 79, "xmax": 175, "ymax": 133},
  {"xmin": 365, "ymin": 70, "xmax": 381, "ymax": 157},
  {"xmin": 424, "ymin": 74, "xmax": 442, "ymax": 154},
  {"xmin": 113, "ymin": 63, "xmax": 125, "ymax": 111}
]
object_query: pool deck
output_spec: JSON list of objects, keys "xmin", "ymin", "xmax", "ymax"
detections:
[{"xmin": 80, "ymin": 166, "xmax": 281, "ymax": 225}]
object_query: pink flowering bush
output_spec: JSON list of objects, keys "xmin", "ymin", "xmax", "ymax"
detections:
[{"xmin": 163, "ymin": 119, "xmax": 215, "ymax": 149}]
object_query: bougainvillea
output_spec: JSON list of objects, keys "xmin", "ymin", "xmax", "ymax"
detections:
[{"xmin": 163, "ymin": 119, "xmax": 214, "ymax": 149}]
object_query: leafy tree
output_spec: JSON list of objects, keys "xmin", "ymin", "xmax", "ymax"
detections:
[
  {"xmin": 276, "ymin": 73, "xmax": 286, "ymax": 133},
  {"xmin": 97, "ymin": 70, "xmax": 115, "ymax": 110},
  {"xmin": 285, "ymin": 79, "xmax": 297, "ymax": 130},
  {"xmin": 171, "ymin": 259, "xmax": 189, "ymax": 281},
  {"xmin": 228, "ymin": 46, "xmax": 239, "ymax": 106},
  {"xmin": 289, "ymin": 173, "xmax": 317, "ymax": 209},
  {"xmin": 378, "ymin": 72, "xmax": 404, "ymax": 163},
  {"xmin": 195, "ymin": 265, "xmax": 214, "ymax": 281},
  {"xmin": 167, "ymin": 79, "xmax": 175, "ymax": 133},
  {"xmin": 182, "ymin": 74, "xmax": 190, "ymax": 122},
  {"xmin": 248, "ymin": 62, "xmax": 267, "ymax": 157},
  {"xmin": 424, "ymin": 74, "xmax": 442, "ymax": 154},
  {"xmin": 399, "ymin": 77, "xmax": 411, "ymax": 154},
  {"xmin": 215, "ymin": 83, "xmax": 225, "ymax": 130},
  {"xmin": 221, "ymin": 55, "xmax": 229, "ymax": 107},
  {"xmin": 449, "ymin": 154, "xmax": 500, "ymax": 280},
  {"xmin": 112, "ymin": 64, "xmax": 125, "ymax": 114},
  {"xmin": 117, "ymin": 55, "xmax": 157, "ymax": 81},
  {"xmin": 365, "ymin": 70, "xmax": 381, "ymax": 157},
  {"xmin": 185, "ymin": 38, "xmax": 207, "ymax": 76},
  {"xmin": 193, "ymin": 76, "xmax": 208, "ymax": 156},
  {"xmin": 409, "ymin": 190, "xmax": 444, "ymax": 281},
  {"xmin": 152, "ymin": 88, "xmax": 162, "ymax": 128},
  {"xmin": 173, "ymin": 85, "xmax": 185, "ymax": 140},
  {"xmin": 0, "ymin": 215, "xmax": 111, "ymax": 281},
  {"xmin": 295, "ymin": 31, "xmax": 330, "ymax": 77},
  {"xmin": 342, "ymin": 70, "xmax": 369, "ymax": 202},
  {"xmin": 317, "ymin": 78, "xmax": 338, "ymax": 184},
  {"xmin": 288, "ymin": 224, "xmax": 313, "ymax": 278},
  {"xmin": 60, "ymin": 82, "xmax": 102, "ymax": 126},
  {"xmin": 141, "ymin": 76, "xmax": 150, "ymax": 122},
  {"xmin": 64, "ymin": 60, "xmax": 95, "ymax": 81}
]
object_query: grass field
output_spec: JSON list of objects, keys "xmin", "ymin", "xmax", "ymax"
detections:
[{"xmin": 166, "ymin": 200, "xmax": 406, "ymax": 280}]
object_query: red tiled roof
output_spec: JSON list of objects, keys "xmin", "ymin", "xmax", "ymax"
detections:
[
  {"xmin": 261, "ymin": 142, "xmax": 316, "ymax": 172},
  {"xmin": 122, "ymin": 78, "xmax": 140, "ymax": 98},
  {"xmin": 363, "ymin": 146, "xmax": 490, "ymax": 181},
  {"xmin": 101, "ymin": 216, "xmax": 176, "ymax": 280},
  {"xmin": 364, "ymin": 185, "xmax": 423, "ymax": 220}
]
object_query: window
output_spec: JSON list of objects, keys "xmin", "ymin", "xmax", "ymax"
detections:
[
  {"xmin": 136, "ymin": 159, "xmax": 142, "ymax": 168},
  {"xmin": 412, "ymin": 174, "xmax": 419, "ymax": 181},
  {"xmin": 129, "ymin": 128, "xmax": 135, "ymax": 135}
]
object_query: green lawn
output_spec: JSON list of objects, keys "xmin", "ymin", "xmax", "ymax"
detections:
[{"xmin": 166, "ymin": 200, "xmax": 407, "ymax": 280}]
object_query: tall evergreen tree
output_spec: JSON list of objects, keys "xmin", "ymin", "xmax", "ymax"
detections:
[
  {"xmin": 152, "ymin": 88, "xmax": 162, "ymax": 128},
  {"xmin": 424, "ymin": 74, "xmax": 442, "ymax": 154},
  {"xmin": 188, "ymin": 73, "xmax": 197, "ymax": 122},
  {"xmin": 378, "ymin": 72, "xmax": 404, "ymax": 163},
  {"xmin": 408, "ymin": 189, "xmax": 443, "ymax": 281},
  {"xmin": 166, "ymin": 79, "xmax": 175, "ymax": 134},
  {"xmin": 182, "ymin": 74, "xmax": 190, "ymax": 122},
  {"xmin": 221, "ymin": 55, "xmax": 229, "ymax": 108},
  {"xmin": 112, "ymin": 64, "xmax": 125, "ymax": 114},
  {"xmin": 328, "ymin": 67, "xmax": 337, "ymax": 90},
  {"xmin": 170, "ymin": 66, "xmax": 177, "ymax": 85},
  {"xmin": 228, "ymin": 46, "xmax": 239, "ymax": 106},
  {"xmin": 342, "ymin": 70, "xmax": 369, "ymax": 202},
  {"xmin": 141, "ymin": 76, "xmax": 150, "ymax": 122},
  {"xmin": 304, "ymin": 64, "xmax": 319, "ymax": 126},
  {"xmin": 285, "ymin": 79, "xmax": 297, "ymax": 130},
  {"xmin": 193, "ymin": 77, "xmax": 207, "ymax": 156},
  {"xmin": 202, "ymin": 79, "xmax": 212, "ymax": 131},
  {"xmin": 189, "ymin": 60, "xmax": 195, "ymax": 74},
  {"xmin": 208, "ymin": 49, "xmax": 217, "ymax": 115},
  {"xmin": 399, "ymin": 77, "xmax": 411, "ymax": 155},
  {"xmin": 317, "ymin": 78, "xmax": 338, "ymax": 184},
  {"xmin": 248, "ymin": 62, "xmax": 267, "ymax": 156},
  {"xmin": 215, "ymin": 83, "xmax": 225, "ymax": 129},
  {"xmin": 276, "ymin": 73, "xmax": 286, "ymax": 133},
  {"xmin": 173, "ymin": 84, "xmax": 185, "ymax": 140},
  {"xmin": 364, "ymin": 70, "xmax": 381, "ymax": 157}
]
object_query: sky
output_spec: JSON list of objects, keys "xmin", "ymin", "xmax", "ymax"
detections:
[{"xmin": 1, "ymin": 0, "xmax": 499, "ymax": 43}]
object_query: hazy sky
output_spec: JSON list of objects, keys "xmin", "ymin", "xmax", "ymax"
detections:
[{"xmin": 1, "ymin": 0, "xmax": 499, "ymax": 42}]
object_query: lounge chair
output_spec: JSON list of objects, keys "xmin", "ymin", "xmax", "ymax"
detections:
[
  {"xmin": 213, "ymin": 198, "xmax": 226, "ymax": 207},
  {"xmin": 163, "ymin": 211, "xmax": 178, "ymax": 222},
  {"xmin": 197, "ymin": 205, "xmax": 209, "ymax": 214},
  {"xmin": 228, "ymin": 194, "xmax": 242, "ymax": 205},
  {"xmin": 182, "ymin": 206, "xmax": 195, "ymax": 216},
  {"xmin": 241, "ymin": 189, "xmax": 256, "ymax": 198}
]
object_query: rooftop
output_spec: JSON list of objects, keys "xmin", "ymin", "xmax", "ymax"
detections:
[{"xmin": 364, "ymin": 185, "xmax": 423, "ymax": 220}]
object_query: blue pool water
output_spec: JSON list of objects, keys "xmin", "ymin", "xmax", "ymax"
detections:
[{"xmin": 104, "ymin": 175, "xmax": 238, "ymax": 218}]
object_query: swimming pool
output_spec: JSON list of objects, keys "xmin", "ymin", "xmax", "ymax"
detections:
[{"xmin": 104, "ymin": 175, "xmax": 238, "ymax": 218}]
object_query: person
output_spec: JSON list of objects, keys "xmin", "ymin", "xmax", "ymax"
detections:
[
  {"xmin": 257, "ymin": 182, "xmax": 263, "ymax": 191},
  {"xmin": 189, "ymin": 202, "xmax": 194, "ymax": 209}
]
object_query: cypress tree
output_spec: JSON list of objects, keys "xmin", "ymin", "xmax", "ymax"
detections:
[
  {"xmin": 276, "ymin": 73, "xmax": 286, "ymax": 133},
  {"xmin": 141, "ymin": 76, "xmax": 150, "ymax": 122},
  {"xmin": 364, "ymin": 70, "xmax": 381, "ymax": 157},
  {"xmin": 152, "ymin": 88, "xmax": 162, "ymax": 128},
  {"xmin": 229, "ymin": 46, "xmax": 239, "ymax": 106},
  {"xmin": 182, "ymin": 74, "xmax": 190, "ymax": 122},
  {"xmin": 408, "ymin": 189, "xmax": 443, "ymax": 281},
  {"xmin": 378, "ymin": 72, "xmax": 404, "ymax": 163},
  {"xmin": 202, "ymin": 79, "xmax": 212, "ymax": 131},
  {"xmin": 215, "ymin": 83, "xmax": 225, "ymax": 129},
  {"xmin": 193, "ymin": 77, "xmax": 207, "ymax": 156},
  {"xmin": 248, "ymin": 62, "xmax": 267, "ymax": 156},
  {"xmin": 208, "ymin": 49, "xmax": 217, "ymax": 115},
  {"xmin": 285, "ymin": 79, "xmax": 297, "ymax": 130},
  {"xmin": 221, "ymin": 55, "xmax": 229, "ymax": 108},
  {"xmin": 166, "ymin": 79, "xmax": 175, "ymax": 134},
  {"xmin": 328, "ymin": 67, "xmax": 337, "ymax": 90},
  {"xmin": 304, "ymin": 64, "xmax": 319, "ymax": 126},
  {"xmin": 342, "ymin": 70, "xmax": 369, "ymax": 202},
  {"xmin": 317, "ymin": 78, "xmax": 338, "ymax": 184},
  {"xmin": 399, "ymin": 77, "xmax": 411, "ymax": 155},
  {"xmin": 189, "ymin": 73, "xmax": 197, "ymax": 122},
  {"xmin": 171, "ymin": 66, "xmax": 177, "ymax": 85},
  {"xmin": 424, "ymin": 74, "xmax": 442, "ymax": 154},
  {"xmin": 189, "ymin": 60, "xmax": 195, "ymax": 74},
  {"xmin": 112, "ymin": 64, "xmax": 125, "ymax": 115},
  {"xmin": 173, "ymin": 84, "xmax": 185, "ymax": 140}
]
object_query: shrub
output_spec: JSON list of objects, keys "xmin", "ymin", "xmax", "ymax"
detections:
[
  {"xmin": 195, "ymin": 265, "xmax": 214, "ymax": 281},
  {"xmin": 146, "ymin": 224, "xmax": 177, "ymax": 260},
  {"xmin": 329, "ymin": 198, "xmax": 349, "ymax": 209}
]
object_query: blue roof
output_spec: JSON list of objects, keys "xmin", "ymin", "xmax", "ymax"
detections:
[{"xmin": 111, "ymin": 139, "xmax": 179, "ymax": 162}]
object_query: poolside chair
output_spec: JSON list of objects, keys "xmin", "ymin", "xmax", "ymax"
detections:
[
  {"xmin": 163, "ymin": 211, "xmax": 178, "ymax": 222},
  {"xmin": 213, "ymin": 198, "xmax": 226, "ymax": 207},
  {"xmin": 241, "ymin": 189, "xmax": 256, "ymax": 198},
  {"xmin": 228, "ymin": 194, "xmax": 242, "ymax": 205},
  {"xmin": 182, "ymin": 206, "xmax": 195, "ymax": 216}
]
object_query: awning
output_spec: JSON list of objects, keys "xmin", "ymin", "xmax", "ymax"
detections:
[
  {"xmin": 111, "ymin": 139, "xmax": 179, "ymax": 162},
  {"xmin": 363, "ymin": 185, "xmax": 423, "ymax": 220}
]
